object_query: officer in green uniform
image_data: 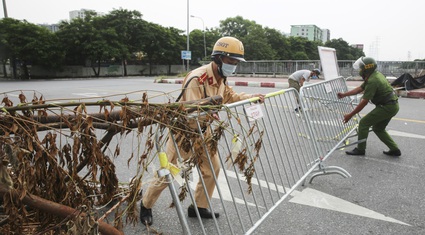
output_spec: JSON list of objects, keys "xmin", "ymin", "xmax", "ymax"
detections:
[{"xmin": 337, "ymin": 56, "xmax": 401, "ymax": 156}]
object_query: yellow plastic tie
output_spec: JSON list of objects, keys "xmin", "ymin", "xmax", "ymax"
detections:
[
  {"xmin": 158, "ymin": 152, "xmax": 180, "ymax": 176},
  {"xmin": 232, "ymin": 135, "xmax": 238, "ymax": 143}
]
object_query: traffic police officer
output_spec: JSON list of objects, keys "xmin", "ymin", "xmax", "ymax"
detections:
[
  {"xmin": 140, "ymin": 36, "xmax": 264, "ymax": 226},
  {"xmin": 337, "ymin": 56, "xmax": 401, "ymax": 157}
]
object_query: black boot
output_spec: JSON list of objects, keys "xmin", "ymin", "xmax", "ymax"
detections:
[
  {"xmin": 188, "ymin": 204, "xmax": 219, "ymax": 218},
  {"xmin": 140, "ymin": 201, "xmax": 153, "ymax": 226},
  {"xmin": 345, "ymin": 148, "xmax": 365, "ymax": 156},
  {"xmin": 383, "ymin": 149, "xmax": 401, "ymax": 157}
]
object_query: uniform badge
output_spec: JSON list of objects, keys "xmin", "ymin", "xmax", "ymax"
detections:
[
  {"xmin": 208, "ymin": 77, "xmax": 214, "ymax": 85},
  {"xmin": 197, "ymin": 73, "xmax": 208, "ymax": 85}
]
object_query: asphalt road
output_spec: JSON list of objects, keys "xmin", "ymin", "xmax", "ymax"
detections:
[{"xmin": 1, "ymin": 77, "xmax": 425, "ymax": 235}]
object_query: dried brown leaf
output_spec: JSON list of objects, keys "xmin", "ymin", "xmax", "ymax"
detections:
[
  {"xmin": 104, "ymin": 108, "xmax": 109, "ymax": 120},
  {"xmin": 114, "ymin": 144, "xmax": 120, "ymax": 157},
  {"xmin": 2, "ymin": 96, "xmax": 13, "ymax": 106},
  {"xmin": 18, "ymin": 92, "xmax": 27, "ymax": 103}
]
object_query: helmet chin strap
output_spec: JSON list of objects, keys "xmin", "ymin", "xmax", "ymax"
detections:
[{"xmin": 214, "ymin": 56, "xmax": 226, "ymax": 79}]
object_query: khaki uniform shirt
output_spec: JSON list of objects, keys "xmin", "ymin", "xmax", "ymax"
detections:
[{"xmin": 180, "ymin": 62, "xmax": 251, "ymax": 103}]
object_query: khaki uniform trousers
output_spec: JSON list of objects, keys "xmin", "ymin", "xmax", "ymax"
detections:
[
  {"xmin": 288, "ymin": 79, "xmax": 301, "ymax": 104},
  {"xmin": 288, "ymin": 78, "xmax": 301, "ymax": 92},
  {"xmin": 142, "ymin": 128, "xmax": 220, "ymax": 209}
]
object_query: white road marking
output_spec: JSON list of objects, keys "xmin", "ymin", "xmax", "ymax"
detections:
[
  {"xmin": 388, "ymin": 130, "xmax": 425, "ymax": 139},
  {"xmin": 191, "ymin": 170, "xmax": 260, "ymax": 208},
  {"xmin": 289, "ymin": 188, "xmax": 410, "ymax": 226},
  {"xmin": 190, "ymin": 169, "xmax": 410, "ymax": 225}
]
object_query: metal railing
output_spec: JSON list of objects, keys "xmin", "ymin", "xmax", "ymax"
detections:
[{"xmin": 236, "ymin": 60, "xmax": 425, "ymax": 78}]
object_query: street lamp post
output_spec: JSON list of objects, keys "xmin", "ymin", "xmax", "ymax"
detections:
[
  {"xmin": 2, "ymin": 0, "xmax": 8, "ymax": 17},
  {"xmin": 190, "ymin": 15, "xmax": 207, "ymax": 60},
  {"xmin": 186, "ymin": 0, "xmax": 190, "ymax": 71}
]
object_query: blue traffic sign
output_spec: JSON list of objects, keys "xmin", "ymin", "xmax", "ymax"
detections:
[{"xmin": 181, "ymin": 50, "xmax": 191, "ymax": 60}]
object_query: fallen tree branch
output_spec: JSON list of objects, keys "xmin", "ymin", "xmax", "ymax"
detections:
[{"xmin": 0, "ymin": 184, "xmax": 123, "ymax": 235}]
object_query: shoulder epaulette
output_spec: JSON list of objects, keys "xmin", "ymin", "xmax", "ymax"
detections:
[{"xmin": 197, "ymin": 73, "xmax": 208, "ymax": 85}]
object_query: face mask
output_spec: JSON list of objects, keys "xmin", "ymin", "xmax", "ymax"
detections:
[
  {"xmin": 312, "ymin": 75, "xmax": 318, "ymax": 79},
  {"xmin": 221, "ymin": 63, "xmax": 237, "ymax": 77}
]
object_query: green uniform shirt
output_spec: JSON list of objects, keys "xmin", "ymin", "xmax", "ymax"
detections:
[{"xmin": 360, "ymin": 71, "xmax": 397, "ymax": 105}]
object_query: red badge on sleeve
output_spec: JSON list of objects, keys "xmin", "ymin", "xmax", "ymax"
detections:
[{"xmin": 197, "ymin": 73, "xmax": 208, "ymax": 85}]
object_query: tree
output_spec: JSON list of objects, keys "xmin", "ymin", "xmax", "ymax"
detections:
[
  {"xmin": 303, "ymin": 40, "xmax": 323, "ymax": 60},
  {"xmin": 160, "ymin": 27, "xmax": 186, "ymax": 72},
  {"xmin": 292, "ymin": 51, "xmax": 309, "ymax": 60},
  {"xmin": 103, "ymin": 9, "xmax": 146, "ymax": 76},
  {"xmin": 142, "ymin": 22, "xmax": 185, "ymax": 75},
  {"xmin": 189, "ymin": 29, "xmax": 206, "ymax": 63},
  {"xmin": 204, "ymin": 28, "xmax": 222, "ymax": 59},
  {"xmin": 219, "ymin": 17, "xmax": 277, "ymax": 60},
  {"xmin": 288, "ymin": 36, "xmax": 309, "ymax": 59},
  {"xmin": 0, "ymin": 18, "xmax": 64, "ymax": 79},
  {"xmin": 58, "ymin": 11, "xmax": 122, "ymax": 77},
  {"xmin": 0, "ymin": 19, "xmax": 11, "ymax": 78},
  {"xmin": 243, "ymin": 24, "xmax": 276, "ymax": 60},
  {"xmin": 219, "ymin": 16, "xmax": 256, "ymax": 38},
  {"xmin": 264, "ymin": 27, "xmax": 291, "ymax": 60},
  {"xmin": 2, "ymin": 10, "xmax": 374, "ymax": 79},
  {"xmin": 324, "ymin": 38, "xmax": 364, "ymax": 60}
]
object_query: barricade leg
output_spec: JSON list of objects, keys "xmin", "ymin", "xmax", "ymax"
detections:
[
  {"xmin": 157, "ymin": 167, "xmax": 191, "ymax": 235},
  {"xmin": 305, "ymin": 162, "xmax": 352, "ymax": 185},
  {"xmin": 155, "ymin": 130, "xmax": 191, "ymax": 235}
]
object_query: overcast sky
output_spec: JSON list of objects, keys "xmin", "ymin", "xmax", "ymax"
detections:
[{"xmin": 2, "ymin": 0, "xmax": 424, "ymax": 61}]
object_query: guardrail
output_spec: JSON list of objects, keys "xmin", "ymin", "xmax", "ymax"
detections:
[{"xmin": 236, "ymin": 60, "xmax": 425, "ymax": 78}]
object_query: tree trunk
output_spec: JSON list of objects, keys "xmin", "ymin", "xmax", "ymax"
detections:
[
  {"xmin": 11, "ymin": 58, "xmax": 17, "ymax": 79},
  {"xmin": 96, "ymin": 60, "xmax": 101, "ymax": 77},
  {"xmin": 2, "ymin": 60, "xmax": 7, "ymax": 78},
  {"xmin": 91, "ymin": 61, "xmax": 100, "ymax": 77},
  {"xmin": 21, "ymin": 61, "xmax": 29, "ymax": 80},
  {"xmin": 122, "ymin": 58, "xmax": 127, "ymax": 76}
]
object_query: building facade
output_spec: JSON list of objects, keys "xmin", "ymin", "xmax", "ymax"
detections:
[
  {"xmin": 290, "ymin": 25, "xmax": 324, "ymax": 42},
  {"xmin": 38, "ymin": 24, "xmax": 60, "ymax": 33},
  {"xmin": 321, "ymin": 29, "xmax": 330, "ymax": 43},
  {"xmin": 69, "ymin": 9, "xmax": 105, "ymax": 21}
]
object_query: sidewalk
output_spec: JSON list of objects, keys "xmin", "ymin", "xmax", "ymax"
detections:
[{"xmin": 158, "ymin": 76, "xmax": 425, "ymax": 99}]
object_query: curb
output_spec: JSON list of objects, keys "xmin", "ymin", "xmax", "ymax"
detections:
[
  {"xmin": 228, "ymin": 81, "xmax": 287, "ymax": 88},
  {"xmin": 158, "ymin": 79, "xmax": 288, "ymax": 89},
  {"xmin": 157, "ymin": 79, "xmax": 183, "ymax": 84},
  {"xmin": 397, "ymin": 90, "xmax": 425, "ymax": 99}
]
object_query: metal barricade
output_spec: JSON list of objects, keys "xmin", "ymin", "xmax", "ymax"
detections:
[
  {"xmin": 299, "ymin": 77, "xmax": 360, "ymax": 182},
  {"xmin": 153, "ymin": 77, "xmax": 359, "ymax": 235}
]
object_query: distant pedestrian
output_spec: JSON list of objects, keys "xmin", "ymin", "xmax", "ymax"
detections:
[
  {"xmin": 337, "ymin": 56, "xmax": 401, "ymax": 156},
  {"xmin": 288, "ymin": 69, "xmax": 320, "ymax": 111}
]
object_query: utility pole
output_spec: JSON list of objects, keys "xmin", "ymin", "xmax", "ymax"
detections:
[
  {"xmin": 2, "ymin": 0, "xmax": 8, "ymax": 17},
  {"xmin": 186, "ymin": 0, "xmax": 190, "ymax": 71}
]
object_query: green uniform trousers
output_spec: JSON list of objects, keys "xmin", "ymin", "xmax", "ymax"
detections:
[{"xmin": 357, "ymin": 102, "xmax": 399, "ymax": 151}]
